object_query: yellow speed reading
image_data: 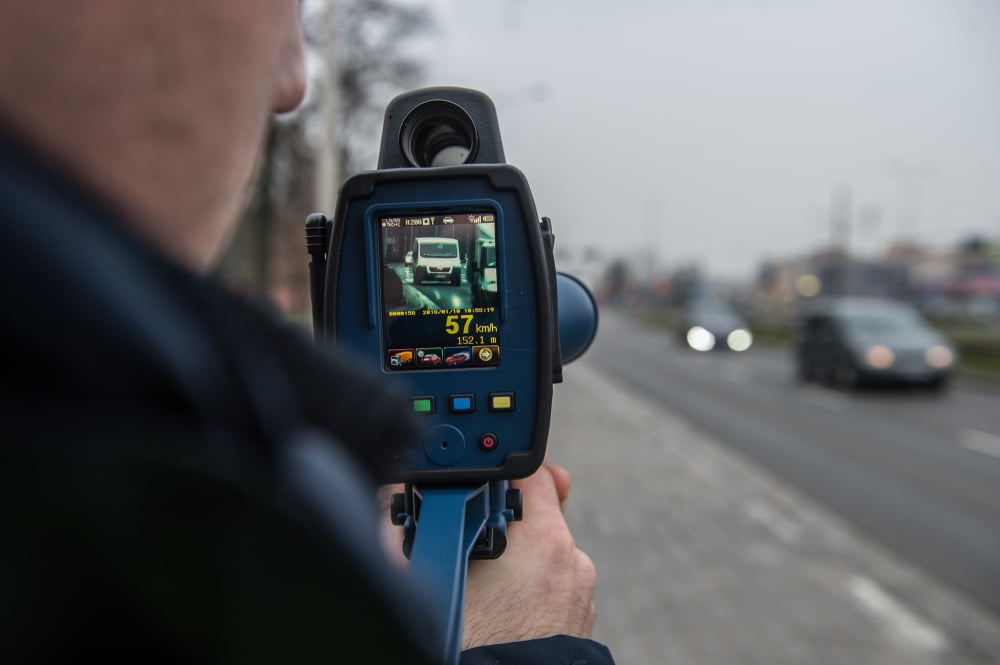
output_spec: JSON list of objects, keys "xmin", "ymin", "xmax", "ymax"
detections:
[{"xmin": 445, "ymin": 314, "xmax": 474, "ymax": 335}]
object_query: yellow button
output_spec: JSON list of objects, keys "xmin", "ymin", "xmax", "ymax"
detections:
[{"xmin": 489, "ymin": 393, "xmax": 515, "ymax": 412}]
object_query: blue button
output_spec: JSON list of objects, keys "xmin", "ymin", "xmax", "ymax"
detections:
[{"xmin": 449, "ymin": 394, "xmax": 475, "ymax": 413}]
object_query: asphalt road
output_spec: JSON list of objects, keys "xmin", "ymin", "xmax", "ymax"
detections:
[
  {"xmin": 588, "ymin": 309, "xmax": 1000, "ymax": 614},
  {"xmin": 388, "ymin": 263, "xmax": 472, "ymax": 310}
]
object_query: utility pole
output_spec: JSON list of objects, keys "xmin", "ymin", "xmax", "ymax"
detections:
[
  {"xmin": 828, "ymin": 184, "xmax": 853, "ymax": 295},
  {"xmin": 645, "ymin": 195, "xmax": 660, "ymax": 285},
  {"xmin": 885, "ymin": 161, "xmax": 933, "ymax": 244}
]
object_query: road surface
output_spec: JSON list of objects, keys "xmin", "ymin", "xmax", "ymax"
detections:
[{"xmin": 585, "ymin": 310, "xmax": 1000, "ymax": 614}]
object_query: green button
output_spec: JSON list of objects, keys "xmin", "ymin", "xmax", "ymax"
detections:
[{"xmin": 412, "ymin": 397, "xmax": 435, "ymax": 414}]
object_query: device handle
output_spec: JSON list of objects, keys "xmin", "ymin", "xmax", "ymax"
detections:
[{"xmin": 407, "ymin": 484, "xmax": 490, "ymax": 665}]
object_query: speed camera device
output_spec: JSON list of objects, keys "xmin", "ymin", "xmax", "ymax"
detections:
[
  {"xmin": 307, "ymin": 87, "xmax": 596, "ymax": 484},
  {"xmin": 305, "ymin": 87, "xmax": 597, "ymax": 665}
]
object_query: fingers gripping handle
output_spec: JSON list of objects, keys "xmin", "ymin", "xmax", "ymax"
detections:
[{"xmin": 402, "ymin": 481, "xmax": 520, "ymax": 665}]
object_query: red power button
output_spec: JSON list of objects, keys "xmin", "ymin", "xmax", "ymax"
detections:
[{"xmin": 479, "ymin": 432, "xmax": 499, "ymax": 451}]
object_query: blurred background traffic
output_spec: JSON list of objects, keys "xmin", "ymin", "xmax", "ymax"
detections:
[
  {"xmin": 217, "ymin": 0, "xmax": 999, "ymax": 386},
  {"xmin": 214, "ymin": 0, "xmax": 999, "ymax": 661}
]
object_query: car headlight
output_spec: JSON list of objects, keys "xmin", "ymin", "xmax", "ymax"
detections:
[
  {"xmin": 925, "ymin": 345, "xmax": 954, "ymax": 369},
  {"xmin": 726, "ymin": 328, "xmax": 753, "ymax": 352},
  {"xmin": 864, "ymin": 345, "xmax": 895, "ymax": 369},
  {"xmin": 686, "ymin": 326, "xmax": 715, "ymax": 352}
]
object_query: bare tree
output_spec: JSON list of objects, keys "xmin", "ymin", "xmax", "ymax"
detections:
[
  {"xmin": 217, "ymin": 0, "xmax": 432, "ymax": 310},
  {"xmin": 334, "ymin": 0, "xmax": 432, "ymax": 174}
]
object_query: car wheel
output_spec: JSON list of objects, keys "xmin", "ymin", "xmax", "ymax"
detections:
[
  {"xmin": 451, "ymin": 274, "xmax": 460, "ymax": 286},
  {"xmin": 925, "ymin": 375, "xmax": 950, "ymax": 394},
  {"xmin": 835, "ymin": 364, "xmax": 860, "ymax": 390},
  {"xmin": 821, "ymin": 362, "xmax": 841, "ymax": 387},
  {"xmin": 414, "ymin": 267, "xmax": 425, "ymax": 285}
]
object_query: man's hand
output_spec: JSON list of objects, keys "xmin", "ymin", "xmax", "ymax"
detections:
[
  {"xmin": 461, "ymin": 464, "xmax": 597, "ymax": 649},
  {"xmin": 377, "ymin": 465, "xmax": 598, "ymax": 649}
]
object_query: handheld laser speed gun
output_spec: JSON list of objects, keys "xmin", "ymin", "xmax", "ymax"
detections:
[{"xmin": 306, "ymin": 87, "xmax": 597, "ymax": 665}]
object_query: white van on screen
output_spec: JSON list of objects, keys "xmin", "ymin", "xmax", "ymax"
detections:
[{"xmin": 412, "ymin": 237, "xmax": 462, "ymax": 286}]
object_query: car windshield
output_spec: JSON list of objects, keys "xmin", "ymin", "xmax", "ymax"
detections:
[
  {"xmin": 840, "ymin": 309, "xmax": 925, "ymax": 334},
  {"xmin": 421, "ymin": 242, "xmax": 457, "ymax": 258},
  {"xmin": 692, "ymin": 303, "xmax": 734, "ymax": 319}
]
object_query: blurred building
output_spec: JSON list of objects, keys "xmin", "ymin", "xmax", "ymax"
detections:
[
  {"xmin": 815, "ymin": 260, "xmax": 909, "ymax": 300},
  {"xmin": 946, "ymin": 236, "xmax": 1000, "ymax": 320},
  {"xmin": 751, "ymin": 255, "xmax": 822, "ymax": 316},
  {"xmin": 752, "ymin": 235, "xmax": 1000, "ymax": 323}
]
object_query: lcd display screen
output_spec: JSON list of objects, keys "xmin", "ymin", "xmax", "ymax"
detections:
[{"xmin": 379, "ymin": 211, "xmax": 501, "ymax": 371}]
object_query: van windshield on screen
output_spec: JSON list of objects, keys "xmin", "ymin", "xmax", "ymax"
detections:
[{"xmin": 422, "ymin": 241, "xmax": 458, "ymax": 257}]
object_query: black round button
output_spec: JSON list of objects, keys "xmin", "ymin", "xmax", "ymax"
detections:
[
  {"xmin": 479, "ymin": 432, "xmax": 499, "ymax": 451},
  {"xmin": 423, "ymin": 425, "xmax": 466, "ymax": 466}
]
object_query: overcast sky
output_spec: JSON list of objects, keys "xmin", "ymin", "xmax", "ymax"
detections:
[{"xmin": 402, "ymin": 0, "xmax": 1000, "ymax": 282}]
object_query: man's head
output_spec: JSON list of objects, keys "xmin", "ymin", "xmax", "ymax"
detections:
[{"xmin": 0, "ymin": 1, "xmax": 306, "ymax": 270}]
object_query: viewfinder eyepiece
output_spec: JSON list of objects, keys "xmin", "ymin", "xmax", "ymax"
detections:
[{"xmin": 400, "ymin": 100, "xmax": 478, "ymax": 168}]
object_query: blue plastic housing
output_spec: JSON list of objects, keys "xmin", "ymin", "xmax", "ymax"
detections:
[{"xmin": 325, "ymin": 165, "xmax": 555, "ymax": 484}]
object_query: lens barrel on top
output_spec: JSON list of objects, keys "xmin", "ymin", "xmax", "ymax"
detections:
[{"xmin": 400, "ymin": 100, "xmax": 479, "ymax": 168}]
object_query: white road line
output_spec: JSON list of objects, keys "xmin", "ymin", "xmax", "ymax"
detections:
[
  {"xmin": 795, "ymin": 386, "xmax": 849, "ymax": 413},
  {"xmin": 847, "ymin": 575, "xmax": 948, "ymax": 653},
  {"xmin": 957, "ymin": 428, "xmax": 1000, "ymax": 460},
  {"xmin": 744, "ymin": 500, "xmax": 803, "ymax": 545}
]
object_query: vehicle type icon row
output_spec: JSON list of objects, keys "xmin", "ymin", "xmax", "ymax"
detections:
[{"xmin": 388, "ymin": 345, "xmax": 500, "ymax": 370}]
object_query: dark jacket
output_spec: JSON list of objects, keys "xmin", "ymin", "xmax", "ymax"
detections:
[{"xmin": 0, "ymin": 131, "xmax": 613, "ymax": 665}]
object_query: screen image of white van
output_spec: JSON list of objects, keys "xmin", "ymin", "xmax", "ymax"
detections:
[{"xmin": 412, "ymin": 237, "xmax": 462, "ymax": 286}]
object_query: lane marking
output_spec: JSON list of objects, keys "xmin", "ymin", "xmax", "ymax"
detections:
[
  {"xmin": 957, "ymin": 428, "xmax": 1000, "ymax": 460},
  {"xmin": 744, "ymin": 500, "xmax": 802, "ymax": 545},
  {"xmin": 796, "ymin": 386, "xmax": 848, "ymax": 413},
  {"xmin": 847, "ymin": 575, "xmax": 948, "ymax": 653}
]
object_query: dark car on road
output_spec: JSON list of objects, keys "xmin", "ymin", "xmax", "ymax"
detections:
[
  {"xmin": 678, "ymin": 300, "xmax": 754, "ymax": 352},
  {"xmin": 795, "ymin": 297, "xmax": 956, "ymax": 389}
]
